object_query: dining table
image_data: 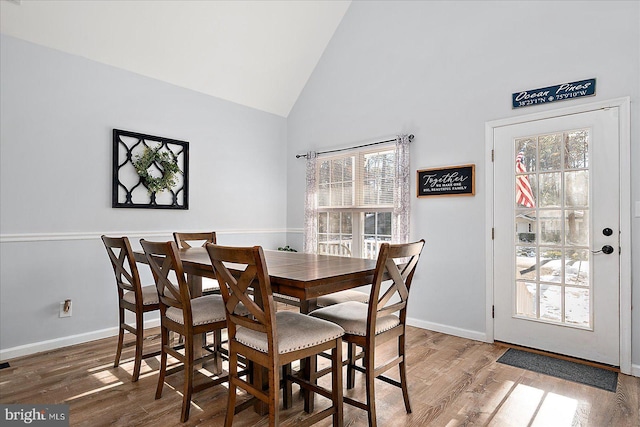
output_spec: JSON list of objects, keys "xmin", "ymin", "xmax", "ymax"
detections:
[{"xmin": 134, "ymin": 246, "xmax": 378, "ymax": 413}]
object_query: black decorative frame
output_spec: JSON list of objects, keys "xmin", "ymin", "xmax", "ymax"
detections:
[
  {"xmin": 416, "ymin": 164, "xmax": 475, "ymax": 198},
  {"xmin": 112, "ymin": 129, "xmax": 189, "ymax": 209}
]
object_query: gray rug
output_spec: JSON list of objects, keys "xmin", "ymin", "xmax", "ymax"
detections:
[{"xmin": 497, "ymin": 348, "xmax": 618, "ymax": 392}]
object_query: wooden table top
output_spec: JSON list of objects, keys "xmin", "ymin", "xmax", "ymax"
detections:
[{"xmin": 135, "ymin": 248, "xmax": 377, "ymax": 301}]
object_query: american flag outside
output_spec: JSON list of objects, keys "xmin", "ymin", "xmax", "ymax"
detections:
[{"xmin": 516, "ymin": 149, "xmax": 535, "ymax": 208}]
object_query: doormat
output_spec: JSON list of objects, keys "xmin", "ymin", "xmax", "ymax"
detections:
[{"xmin": 497, "ymin": 348, "xmax": 618, "ymax": 392}]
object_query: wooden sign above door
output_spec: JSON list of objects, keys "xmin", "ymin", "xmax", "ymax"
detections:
[{"xmin": 512, "ymin": 78, "xmax": 596, "ymax": 109}]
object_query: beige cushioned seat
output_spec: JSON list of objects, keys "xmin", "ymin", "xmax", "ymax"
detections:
[
  {"xmin": 166, "ymin": 294, "xmax": 248, "ymax": 326},
  {"xmin": 236, "ymin": 310, "xmax": 344, "ymax": 354},
  {"xmin": 310, "ymin": 300, "xmax": 400, "ymax": 336},
  {"xmin": 316, "ymin": 289, "xmax": 368, "ymax": 307},
  {"xmin": 123, "ymin": 285, "xmax": 159, "ymax": 306}
]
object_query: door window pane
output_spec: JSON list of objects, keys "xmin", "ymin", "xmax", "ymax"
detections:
[
  {"xmin": 565, "ymin": 130, "xmax": 589, "ymax": 169},
  {"xmin": 515, "ymin": 210, "xmax": 536, "ymax": 244},
  {"xmin": 539, "ymin": 210, "xmax": 562, "ymax": 245},
  {"xmin": 540, "ymin": 284, "xmax": 562, "ymax": 322},
  {"xmin": 515, "ymin": 137, "xmax": 537, "ymax": 173},
  {"xmin": 565, "ymin": 287, "xmax": 590, "ymax": 326},
  {"xmin": 516, "ymin": 247, "xmax": 537, "ymax": 280},
  {"xmin": 565, "ymin": 210, "xmax": 589, "ymax": 246},
  {"xmin": 538, "ymin": 172, "xmax": 561, "ymax": 208},
  {"xmin": 565, "ymin": 171, "xmax": 589, "ymax": 207},
  {"xmin": 538, "ymin": 133, "xmax": 562, "ymax": 171},
  {"xmin": 565, "ymin": 249, "xmax": 589, "ymax": 286},
  {"xmin": 516, "ymin": 281, "xmax": 537, "ymax": 318}
]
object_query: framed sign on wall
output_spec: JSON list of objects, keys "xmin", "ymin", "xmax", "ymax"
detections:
[
  {"xmin": 112, "ymin": 129, "xmax": 189, "ymax": 209},
  {"xmin": 417, "ymin": 164, "xmax": 475, "ymax": 197}
]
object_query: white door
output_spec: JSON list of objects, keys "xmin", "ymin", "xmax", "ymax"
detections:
[{"xmin": 493, "ymin": 107, "xmax": 620, "ymax": 366}]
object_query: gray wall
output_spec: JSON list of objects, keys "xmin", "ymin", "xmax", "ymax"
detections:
[
  {"xmin": 0, "ymin": 35, "xmax": 288, "ymax": 356},
  {"xmin": 286, "ymin": 1, "xmax": 640, "ymax": 366}
]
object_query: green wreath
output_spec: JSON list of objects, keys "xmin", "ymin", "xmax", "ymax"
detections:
[{"xmin": 133, "ymin": 145, "xmax": 180, "ymax": 194}]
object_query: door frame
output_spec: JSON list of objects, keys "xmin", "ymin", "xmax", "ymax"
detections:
[{"xmin": 485, "ymin": 97, "xmax": 631, "ymax": 375}]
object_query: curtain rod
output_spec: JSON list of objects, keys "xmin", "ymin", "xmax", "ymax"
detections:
[{"xmin": 295, "ymin": 134, "xmax": 414, "ymax": 158}]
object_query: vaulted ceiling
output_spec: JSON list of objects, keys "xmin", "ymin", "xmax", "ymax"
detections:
[{"xmin": 0, "ymin": 0, "xmax": 351, "ymax": 117}]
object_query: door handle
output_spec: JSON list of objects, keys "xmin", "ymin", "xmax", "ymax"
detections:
[{"xmin": 592, "ymin": 245, "xmax": 615, "ymax": 255}]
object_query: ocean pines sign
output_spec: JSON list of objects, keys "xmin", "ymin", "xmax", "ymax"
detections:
[{"xmin": 512, "ymin": 78, "xmax": 596, "ymax": 108}]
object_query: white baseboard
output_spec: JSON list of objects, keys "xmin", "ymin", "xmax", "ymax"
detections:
[
  {"xmin": 630, "ymin": 364, "xmax": 640, "ymax": 378},
  {"xmin": 407, "ymin": 317, "xmax": 488, "ymax": 343},
  {"xmin": 0, "ymin": 319, "xmax": 160, "ymax": 361}
]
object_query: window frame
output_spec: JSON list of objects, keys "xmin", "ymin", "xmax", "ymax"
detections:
[{"xmin": 316, "ymin": 145, "xmax": 396, "ymax": 259}]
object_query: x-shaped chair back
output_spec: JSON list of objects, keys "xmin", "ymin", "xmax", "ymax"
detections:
[
  {"xmin": 102, "ymin": 235, "xmax": 142, "ymax": 296},
  {"xmin": 173, "ymin": 232, "xmax": 217, "ymax": 249},
  {"xmin": 140, "ymin": 239, "xmax": 192, "ymax": 318},
  {"xmin": 367, "ymin": 240, "xmax": 425, "ymax": 336},
  {"xmin": 206, "ymin": 245, "xmax": 278, "ymax": 355}
]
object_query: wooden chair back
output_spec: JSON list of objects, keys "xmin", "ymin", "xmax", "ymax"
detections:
[
  {"xmin": 206, "ymin": 245, "xmax": 278, "ymax": 355},
  {"xmin": 367, "ymin": 240, "xmax": 425, "ymax": 335},
  {"xmin": 101, "ymin": 235, "xmax": 143, "ymax": 304},
  {"xmin": 140, "ymin": 239, "xmax": 192, "ymax": 318},
  {"xmin": 173, "ymin": 232, "xmax": 217, "ymax": 249}
]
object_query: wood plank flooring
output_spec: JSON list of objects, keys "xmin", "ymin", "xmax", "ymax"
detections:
[{"xmin": 1, "ymin": 325, "xmax": 638, "ymax": 426}]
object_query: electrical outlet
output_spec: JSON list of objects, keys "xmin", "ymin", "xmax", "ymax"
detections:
[{"xmin": 59, "ymin": 300, "xmax": 72, "ymax": 318}]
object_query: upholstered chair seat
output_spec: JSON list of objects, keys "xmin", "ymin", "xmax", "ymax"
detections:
[
  {"xmin": 311, "ymin": 301, "xmax": 400, "ymax": 336},
  {"xmin": 165, "ymin": 295, "xmax": 248, "ymax": 326},
  {"xmin": 236, "ymin": 310, "xmax": 344, "ymax": 354},
  {"xmin": 123, "ymin": 285, "xmax": 159, "ymax": 306}
]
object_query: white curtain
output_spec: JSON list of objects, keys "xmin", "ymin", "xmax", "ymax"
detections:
[
  {"xmin": 303, "ymin": 151, "xmax": 318, "ymax": 253},
  {"xmin": 392, "ymin": 134, "xmax": 411, "ymax": 244}
]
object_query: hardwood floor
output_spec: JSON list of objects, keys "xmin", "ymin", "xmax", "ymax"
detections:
[{"xmin": 1, "ymin": 325, "xmax": 638, "ymax": 426}]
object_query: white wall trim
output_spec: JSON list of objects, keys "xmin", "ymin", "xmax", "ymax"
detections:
[
  {"xmin": 0, "ymin": 229, "xmax": 289, "ymax": 243},
  {"xmin": 485, "ymin": 97, "xmax": 633, "ymax": 376},
  {"xmin": 408, "ymin": 317, "xmax": 487, "ymax": 343},
  {"xmin": 0, "ymin": 319, "xmax": 161, "ymax": 361}
]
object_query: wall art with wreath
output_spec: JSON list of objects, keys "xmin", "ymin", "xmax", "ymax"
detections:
[{"xmin": 112, "ymin": 129, "xmax": 189, "ymax": 209}]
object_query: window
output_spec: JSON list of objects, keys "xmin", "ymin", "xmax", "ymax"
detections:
[{"xmin": 316, "ymin": 147, "xmax": 396, "ymax": 259}]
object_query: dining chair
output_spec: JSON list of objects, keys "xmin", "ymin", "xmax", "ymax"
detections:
[
  {"xmin": 173, "ymin": 231, "xmax": 225, "ymax": 354},
  {"xmin": 310, "ymin": 240, "xmax": 425, "ymax": 427},
  {"xmin": 140, "ymin": 239, "xmax": 239, "ymax": 422},
  {"xmin": 173, "ymin": 231, "xmax": 219, "ymax": 295},
  {"xmin": 206, "ymin": 244, "xmax": 345, "ymax": 427},
  {"xmin": 101, "ymin": 235, "xmax": 161, "ymax": 382}
]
